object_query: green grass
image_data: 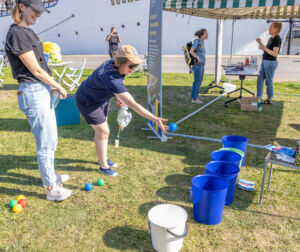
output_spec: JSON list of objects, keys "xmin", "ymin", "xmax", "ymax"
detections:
[{"xmin": 0, "ymin": 66, "xmax": 300, "ymax": 251}]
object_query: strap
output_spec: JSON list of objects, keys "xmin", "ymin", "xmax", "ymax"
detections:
[{"xmin": 195, "ymin": 39, "xmax": 202, "ymax": 53}]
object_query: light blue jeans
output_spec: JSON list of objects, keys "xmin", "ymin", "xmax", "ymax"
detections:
[
  {"xmin": 17, "ymin": 82, "xmax": 57, "ymax": 186},
  {"xmin": 191, "ymin": 63, "xmax": 205, "ymax": 99},
  {"xmin": 257, "ymin": 60, "xmax": 278, "ymax": 99}
]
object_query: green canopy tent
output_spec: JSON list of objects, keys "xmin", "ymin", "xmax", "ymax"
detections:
[
  {"xmin": 163, "ymin": 0, "xmax": 300, "ymax": 19},
  {"xmin": 163, "ymin": 0, "xmax": 300, "ymax": 84},
  {"xmin": 146, "ymin": 0, "xmax": 300, "ymax": 141}
]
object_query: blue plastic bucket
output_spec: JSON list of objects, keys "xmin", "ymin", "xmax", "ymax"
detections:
[
  {"xmin": 222, "ymin": 135, "xmax": 248, "ymax": 166},
  {"xmin": 205, "ymin": 161, "xmax": 240, "ymax": 205},
  {"xmin": 55, "ymin": 95, "xmax": 80, "ymax": 126},
  {"xmin": 211, "ymin": 150, "xmax": 242, "ymax": 168},
  {"xmin": 191, "ymin": 175, "xmax": 228, "ymax": 225}
]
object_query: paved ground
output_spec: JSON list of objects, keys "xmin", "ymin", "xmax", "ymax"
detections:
[{"xmin": 62, "ymin": 54, "xmax": 300, "ymax": 82}]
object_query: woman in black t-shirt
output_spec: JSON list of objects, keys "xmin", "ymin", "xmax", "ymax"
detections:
[
  {"xmin": 5, "ymin": 0, "xmax": 72, "ymax": 201},
  {"xmin": 256, "ymin": 22, "xmax": 282, "ymax": 104},
  {"xmin": 106, "ymin": 27, "xmax": 122, "ymax": 58}
]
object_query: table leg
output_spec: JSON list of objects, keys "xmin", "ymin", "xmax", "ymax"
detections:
[
  {"xmin": 268, "ymin": 163, "xmax": 273, "ymax": 189},
  {"xmin": 260, "ymin": 161, "xmax": 268, "ymax": 205}
]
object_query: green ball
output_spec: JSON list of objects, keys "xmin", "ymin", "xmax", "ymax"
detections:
[
  {"xmin": 97, "ymin": 179, "xmax": 104, "ymax": 186},
  {"xmin": 9, "ymin": 200, "xmax": 18, "ymax": 208}
]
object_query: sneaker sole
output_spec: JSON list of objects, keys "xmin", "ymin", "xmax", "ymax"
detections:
[
  {"xmin": 47, "ymin": 191, "xmax": 73, "ymax": 201},
  {"xmin": 99, "ymin": 169, "xmax": 118, "ymax": 177}
]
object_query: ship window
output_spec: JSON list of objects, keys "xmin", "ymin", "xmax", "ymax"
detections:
[
  {"xmin": 121, "ymin": 24, "xmax": 125, "ymax": 28},
  {"xmin": 0, "ymin": 0, "xmax": 58, "ymax": 17},
  {"xmin": 100, "ymin": 27, "xmax": 104, "ymax": 31},
  {"xmin": 57, "ymin": 33, "xmax": 61, "ymax": 38},
  {"xmin": 75, "ymin": 31, "xmax": 78, "ymax": 35},
  {"xmin": 137, "ymin": 22, "xmax": 140, "ymax": 26}
]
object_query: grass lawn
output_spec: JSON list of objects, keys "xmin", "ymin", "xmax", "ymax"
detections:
[{"xmin": 0, "ymin": 66, "xmax": 299, "ymax": 251}]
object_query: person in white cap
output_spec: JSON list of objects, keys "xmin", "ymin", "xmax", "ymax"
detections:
[
  {"xmin": 76, "ymin": 45, "xmax": 168, "ymax": 177},
  {"xmin": 5, "ymin": 0, "xmax": 73, "ymax": 201}
]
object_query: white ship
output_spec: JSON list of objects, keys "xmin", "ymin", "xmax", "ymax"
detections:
[{"xmin": 0, "ymin": 0, "xmax": 289, "ymax": 55}]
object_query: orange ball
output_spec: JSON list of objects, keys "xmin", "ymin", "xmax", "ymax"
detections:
[
  {"xmin": 18, "ymin": 199, "xmax": 26, "ymax": 208},
  {"xmin": 12, "ymin": 204, "xmax": 22, "ymax": 213},
  {"xmin": 16, "ymin": 195, "xmax": 25, "ymax": 201}
]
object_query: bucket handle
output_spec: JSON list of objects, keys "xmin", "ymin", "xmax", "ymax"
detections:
[
  {"xmin": 166, "ymin": 224, "xmax": 188, "ymax": 238},
  {"xmin": 148, "ymin": 221, "xmax": 151, "ymax": 235}
]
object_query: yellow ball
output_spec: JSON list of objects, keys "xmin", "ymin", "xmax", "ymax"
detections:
[
  {"xmin": 16, "ymin": 195, "xmax": 25, "ymax": 201},
  {"xmin": 12, "ymin": 204, "xmax": 22, "ymax": 213}
]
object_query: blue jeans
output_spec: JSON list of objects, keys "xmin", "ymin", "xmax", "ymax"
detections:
[
  {"xmin": 17, "ymin": 82, "xmax": 58, "ymax": 186},
  {"xmin": 191, "ymin": 63, "xmax": 205, "ymax": 99},
  {"xmin": 257, "ymin": 60, "xmax": 278, "ymax": 99}
]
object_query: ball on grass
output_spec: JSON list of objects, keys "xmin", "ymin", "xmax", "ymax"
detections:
[
  {"xmin": 12, "ymin": 204, "xmax": 22, "ymax": 213},
  {"xmin": 9, "ymin": 200, "xmax": 18, "ymax": 209},
  {"xmin": 16, "ymin": 195, "xmax": 25, "ymax": 201},
  {"xmin": 85, "ymin": 183, "xmax": 93, "ymax": 191},
  {"xmin": 18, "ymin": 199, "xmax": 27, "ymax": 208},
  {"xmin": 97, "ymin": 179, "xmax": 104, "ymax": 186},
  {"xmin": 168, "ymin": 123, "xmax": 177, "ymax": 132}
]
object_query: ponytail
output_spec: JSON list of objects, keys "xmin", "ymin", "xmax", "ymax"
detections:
[{"xmin": 12, "ymin": 4, "xmax": 23, "ymax": 24}]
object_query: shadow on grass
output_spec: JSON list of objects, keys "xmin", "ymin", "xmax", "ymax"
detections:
[
  {"xmin": 0, "ymin": 154, "xmax": 95, "ymax": 197},
  {"xmin": 103, "ymin": 226, "xmax": 153, "ymax": 251},
  {"xmin": 231, "ymin": 207, "xmax": 300, "ymax": 221}
]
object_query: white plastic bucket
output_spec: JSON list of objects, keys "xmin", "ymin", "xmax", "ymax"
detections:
[{"xmin": 148, "ymin": 204, "xmax": 188, "ymax": 252}]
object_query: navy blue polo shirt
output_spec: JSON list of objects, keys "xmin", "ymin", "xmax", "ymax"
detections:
[{"xmin": 76, "ymin": 59, "xmax": 127, "ymax": 107}]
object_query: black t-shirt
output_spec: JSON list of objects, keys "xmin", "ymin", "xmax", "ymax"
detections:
[
  {"xmin": 109, "ymin": 34, "xmax": 119, "ymax": 52},
  {"xmin": 263, "ymin": 35, "xmax": 281, "ymax": 61},
  {"xmin": 5, "ymin": 24, "xmax": 52, "ymax": 83}
]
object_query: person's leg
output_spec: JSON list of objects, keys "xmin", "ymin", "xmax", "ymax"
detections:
[
  {"xmin": 256, "ymin": 60, "xmax": 266, "ymax": 99},
  {"xmin": 264, "ymin": 60, "xmax": 278, "ymax": 100},
  {"xmin": 91, "ymin": 121, "xmax": 110, "ymax": 169},
  {"xmin": 20, "ymin": 83, "xmax": 57, "ymax": 187},
  {"xmin": 191, "ymin": 64, "xmax": 201, "ymax": 100},
  {"xmin": 197, "ymin": 64, "xmax": 205, "ymax": 96}
]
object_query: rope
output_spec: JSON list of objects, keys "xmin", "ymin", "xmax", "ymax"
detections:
[{"xmin": 37, "ymin": 14, "xmax": 75, "ymax": 35}]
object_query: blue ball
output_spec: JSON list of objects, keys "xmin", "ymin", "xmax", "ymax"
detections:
[
  {"xmin": 85, "ymin": 183, "xmax": 93, "ymax": 191},
  {"xmin": 168, "ymin": 123, "xmax": 177, "ymax": 132}
]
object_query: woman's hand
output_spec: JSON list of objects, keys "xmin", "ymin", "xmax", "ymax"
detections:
[
  {"xmin": 57, "ymin": 86, "xmax": 67, "ymax": 99},
  {"xmin": 197, "ymin": 57, "xmax": 202, "ymax": 64},
  {"xmin": 154, "ymin": 117, "xmax": 169, "ymax": 133},
  {"xmin": 256, "ymin": 38, "xmax": 262, "ymax": 44},
  {"xmin": 115, "ymin": 97, "xmax": 125, "ymax": 107}
]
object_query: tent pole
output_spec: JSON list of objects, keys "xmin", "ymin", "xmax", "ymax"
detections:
[
  {"xmin": 215, "ymin": 19, "xmax": 223, "ymax": 85},
  {"xmin": 228, "ymin": 19, "xmax": 235, "ymax": 83}
]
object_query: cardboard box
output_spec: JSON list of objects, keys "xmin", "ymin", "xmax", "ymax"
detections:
[{"xmin": 240, "ymin": 97, "xmax": 258, "ymax": 111}]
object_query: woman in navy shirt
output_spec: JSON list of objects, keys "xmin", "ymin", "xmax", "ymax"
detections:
[{"xmin": 76, "ymin": 45, "xmax": 168, "ymax": 177}]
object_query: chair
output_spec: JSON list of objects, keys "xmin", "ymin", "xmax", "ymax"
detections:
[{"xmin": 62, "ymin": 59, "xmax": 86, "ymax": 91}]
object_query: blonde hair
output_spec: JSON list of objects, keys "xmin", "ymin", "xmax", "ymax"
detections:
[
  {"xmin": 12, "ymin": 4, "xmax": 23, "ymax": 24},
  {"xmin": 271, "ymin": 22, "xmax": 282, "ymax": 34},
  {"xmin": 114, "ymin": 57, "xmax": 129, "ymax": 68}
]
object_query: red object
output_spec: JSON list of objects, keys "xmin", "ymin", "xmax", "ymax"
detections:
[
  {"xmin": 18, "ymin": 199, "xmax": 26, "ymax": 208},
  {"xmin": 245, "ymin": 58, "xmax": 249, "ymax": 66}
]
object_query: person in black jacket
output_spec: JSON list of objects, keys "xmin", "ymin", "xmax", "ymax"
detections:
[
  {"xmin": 106, "ymin": 27, "xmax": 122, "ymax": 58},
  {"xmin": 256, "ymin": 22, "xmax": 282, "ymax": 104}
]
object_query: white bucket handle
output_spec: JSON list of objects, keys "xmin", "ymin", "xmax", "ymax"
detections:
[
  {"xmin": 167, "ymin": 224, "xmax": 188, "ymax": 238},
  {"xmin": 148, "ymin": 221, "xmax": 188, "ymax": 239}
]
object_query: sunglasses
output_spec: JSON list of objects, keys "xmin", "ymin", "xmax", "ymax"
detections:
[{"xmin": 128, "ymin": 64, "xmax": 138, "ymax": 69}]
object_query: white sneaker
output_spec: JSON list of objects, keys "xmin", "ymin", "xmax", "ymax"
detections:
[
  {"xmin": 43, "ymin": 173, "xmax": 70, "ymax": 187},
  {"xmin": 46, "ymin": 184, "xmax": 73, "ymax": 201},
  {"xmin": 191, "ymin": 98, "xmax": 203, "ymax": 104}
]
